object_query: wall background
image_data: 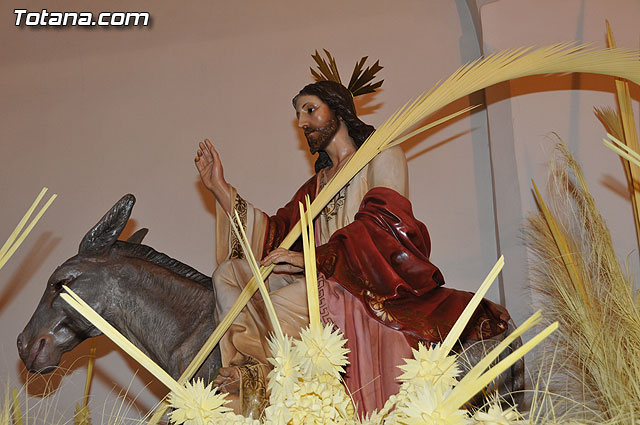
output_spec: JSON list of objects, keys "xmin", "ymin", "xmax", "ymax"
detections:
[{"xmin": 0, "ymin": 0, "xmax": 638, "ymax": 421}]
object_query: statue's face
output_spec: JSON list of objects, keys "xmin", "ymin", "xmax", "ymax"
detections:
[{"xmin": 295, "ymin": 94, "xmax": 339, "ymax": 154}]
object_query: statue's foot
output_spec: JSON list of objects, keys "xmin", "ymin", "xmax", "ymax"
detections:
[
  {"xmin": 214, "ymin": 366, "xmax": 241, "ymax": 396},
  {"xmin": 214, "ymin": 361, "xmax": 268, "ymax": 418}
]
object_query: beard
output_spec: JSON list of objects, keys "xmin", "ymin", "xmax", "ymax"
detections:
[{"xmin": 304, "ymin": 115, "xmax": 339, "ymax": 154}]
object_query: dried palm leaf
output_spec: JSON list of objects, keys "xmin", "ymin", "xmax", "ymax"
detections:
[
  {"xmin": 299, "ymin": 196, "xmax": 321, "ymax": 329},
  {"xmin": 604, "ymin": 133, "xmax": 640, "ymax": 168},
  {"xmin": 525, "ymin": 141, "xmax": 640, "ymax": 422},
  {"xmin": 596, "ymin": 106, "xmax": 629, "ymax": 182},
  {"xmin": 10, "ymin": 389, "xmax": 22, "ymax": 425},
  {"xmin": 441, "ymin": 256, "xmax": 505, "ymax": 355},
  {"xmin": 60, "ymin": 286, "xmax": 186, "ymax": 398},
  {"xmin": 1, "ymin": 390, "xmax": 8, "ymax": 425},
  {"xmin": 74, "ymin": 340, "xmax": 96, "ymax": 425},
  {"xmin": 0, "ymin": 188, "xmax": 56, "ymax": 270},
  {"xmin": 0, "ymin": 389, "xmax": 9, "ymax": 425},
  {"xmin": 230, "ymin": 210, "xmax": 284, "ymax": 340},
  {"xmin": 73, "ymin": 404, "xmax": 91, "ymax": 425},
  {"xmin": 605, "ymin": 21, "xmax": 639, "ymax": 155},
  {"xmin": 444, "ymin": 321, "xmax": 558, "ymax": 413},
  {"xmin": 532, "ymin": 178, "xmax": 593, "ymax": 311},
  {"xmin": 594, "ymin": 107, "xmax": 624, "ymax": 143},
  {"xmin": 593, "ymin": 21, "xmax": 640, "ymax": 261}
]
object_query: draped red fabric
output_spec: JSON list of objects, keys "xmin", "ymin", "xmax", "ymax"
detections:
[
  {"xmin": 263, "ymin": 184, "xmax": 509, "ymax": 346},
  {"xmin": 262, "ymin": 175, "xmax": 316, "ymax": 255}
]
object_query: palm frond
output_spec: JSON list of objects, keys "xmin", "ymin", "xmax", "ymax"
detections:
[
  {"xmin": 299, "ymin": 197, "xmax": 321, "ymax": 329},
  {"xmin": 604, "ymin": 133, "xmax": 640, "ymax": 168},
  {"xmin": 0, "ymin": 188, "xmax": 56, "ymax": 270},
  {"xmin": 441, "ymin": 256, "xmax": 504, "ymax": 354},
  {"xmin": 595, "ymin": 107, "xmax": 624, "ymax": 142},
  {"xmin": 60, "ymin": 286, "xmax": 186, "ymax": 398},
  {"xmin": 605, "ymin": 21, "xmax": 639, "ymax": 156},
  {"xmin": 229, "ymin": 210, "xmax": 284, "ymax": 340},
  {"xmin": 11, "ymin": 389, "xmax": 23, "ymax": 425},
  {"xmin": 74, "ymin": 340, "xmax": 96, "ymax": 425},
  {"xmin": 600, "ymin": 21, "xmax": 640, "ymax": 259}
]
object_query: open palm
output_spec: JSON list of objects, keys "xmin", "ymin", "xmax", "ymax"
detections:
[{"xmin": 195, "ymin": 139, "xmax": 225, "ymax": 192}]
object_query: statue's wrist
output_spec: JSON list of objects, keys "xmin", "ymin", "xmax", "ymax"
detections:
[
  {"xmin": 210, "ymin": 179, "xmax": 229, "ymax": 194},
  {"xmin": 210, "ymin": 181, "xmax": 232, "ymax": 211}
]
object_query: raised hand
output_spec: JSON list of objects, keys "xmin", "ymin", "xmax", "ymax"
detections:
[
  {"xmin": 195, "ymin": 139, "xmax": 224, "ymax": 190},
  {"xmin": 195, "ymin": 139, "xmax": 231, "ymax": 213}
]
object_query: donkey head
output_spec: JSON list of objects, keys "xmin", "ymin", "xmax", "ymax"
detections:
[{"xmin": 17, "ymin": 194, "xmax": 144, "ymax": 373}]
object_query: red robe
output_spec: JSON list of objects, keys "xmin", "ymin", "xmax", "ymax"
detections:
[{"xmin": 262, "ymin": 177, "xmax": 509, "ymax": 347}]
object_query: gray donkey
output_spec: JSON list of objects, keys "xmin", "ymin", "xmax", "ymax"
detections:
[{"xmin": 17, "ymin": 194, "xmax": 221, "ymax": 383}]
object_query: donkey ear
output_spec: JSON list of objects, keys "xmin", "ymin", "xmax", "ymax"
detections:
[
  {"xmin": 126, "ymin": 228, "xmax": 148, "ymax": 244},
  {"xmin": 79, "ymin": 194, "xmax": 136, "ymax": 254}
]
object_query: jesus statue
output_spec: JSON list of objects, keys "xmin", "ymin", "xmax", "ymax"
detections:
[{"xmin": 195, "ymin": 64, "xmax": 517, "ymax": 416}]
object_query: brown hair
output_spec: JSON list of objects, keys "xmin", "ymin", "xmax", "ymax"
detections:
[{"xmin": 293, "ymin": 81, "xmax": 375, "ymax": 172}]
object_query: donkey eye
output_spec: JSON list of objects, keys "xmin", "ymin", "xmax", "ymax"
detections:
[{"xmin": 53, "ymin": 279, "xmax": 71, "ymax": 291}]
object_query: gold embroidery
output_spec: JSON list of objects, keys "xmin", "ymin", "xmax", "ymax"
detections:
[
  {"xmin": 317, "ymin": 276, "xmax": 332, "ymax": 326},
  {"xmin": 323, "ymin": 186, "xmax": 347, "ymax": 221},
  {"xmin": 238, "ymin": 357, "xmax": 268, "ymax": 418},
  {"xmin": 230, "ymin": 195, "xmax": 248, "ymax": 259},
  {"xmin": 319, "ymin": 171, "xmax": 349, "ymax": 222},
  {"xmin": 364, "ymin": 290, "xmax": 395, "ymax": 322}
]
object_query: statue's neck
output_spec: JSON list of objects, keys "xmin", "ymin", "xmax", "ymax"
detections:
[{"xmin": 323, "ymin": 128, "xmax": 357, "ymax": 179}]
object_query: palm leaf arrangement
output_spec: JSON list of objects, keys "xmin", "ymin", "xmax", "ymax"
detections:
[
  {"xmin": 8, "ymin": 41, "xmax": 639, "ymax": 425},
  {"xmin": 525, "ymin": 141, "xmax": 640, "ymax": 424},
  {"xmin": 52, "ymin": 42, "xmax": 639, "ymax": 425}
]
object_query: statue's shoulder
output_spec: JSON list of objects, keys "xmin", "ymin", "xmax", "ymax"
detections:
[
  {"xmin": 289, "ymin": 174, "xmax": 317, "ymax": 203},
  {"xmin": 367, "ymin": 145, "xmax": 409, "ymax": 197},
  {"xmin": 370, "ymin": 145, "xmax": 407, "ymax": 169}
]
